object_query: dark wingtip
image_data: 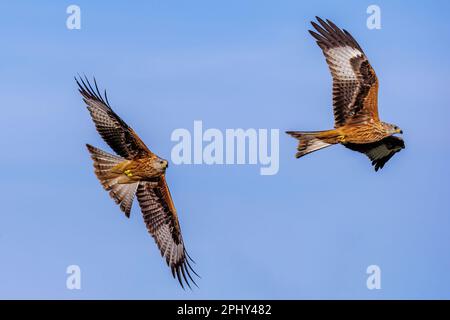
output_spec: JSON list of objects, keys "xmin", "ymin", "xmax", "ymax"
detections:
[
  {"xmin": 316, "ymin": 16, "xmax": 326, "ymax": 25},
  {"xmin": 75, "ymin": 75, "xmax": 111, "ymax": 107},
  {"xmin": 180, "ymin": 265, "xmax": 192, "ymax": 290},
  {"xmin": 171, "ymin": 257, "xmax": 200, "ymax": 290},
  {"xmin": 308, "ymin": 29, "xmax": 321, "ymax": 41},
  {"xmin": 172, "ymin": 266, "xmax": 185, "ymax": 290},
  {"xmin": 185, "ymin": 255, "xmax": 200, "ymax": 279},
  {"xmin": 310, "ymin": 21, "xmax": 321, "ymax": 31},
  {"xmin": 85, "ymin": 143, "xmax": 94, "ymax": 152},
  {"xmin": 176, "ymin": 267, "xmax": 186, "ymax": 290},
  {"xmin": 185, "ymin": 249, "xmax": 196, "ymax": 264},
  {"xmin": 75, "ymin": 74, "xmax": 84, "ymax": 92},
  {"xmin": 286, "ymin": 131, "xmax": 296, "ymax": 137},
  {"xmin": 373, "ymin": 161, "xmax": 382, "ymax": 171}
]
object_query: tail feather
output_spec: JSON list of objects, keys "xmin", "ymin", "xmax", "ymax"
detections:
[
  {"xmin": 286, "ymin": 131, "xmax": 334, "ymax": 158},
  {"xmin": 86, "ymin": 144, "xmax": 138, "ymax": 217}
]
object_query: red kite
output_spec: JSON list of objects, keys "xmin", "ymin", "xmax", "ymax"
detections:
[
  {"xmin": 77, "ymin": 77, "xmax": 198, "ymax": 288},
  {"xmin": 287, "ymin": 17, "xmax": 404, "ymax": 171}
]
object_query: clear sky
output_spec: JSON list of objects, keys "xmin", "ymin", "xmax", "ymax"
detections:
[{"xmin": 0, "ymin": 0, "xmax": 449, "ymax": 299}]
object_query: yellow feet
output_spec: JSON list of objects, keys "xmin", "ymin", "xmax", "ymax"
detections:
[
  {"xmin": 337, "ymin": 135, "xmax": 346, "ymax": 143},
  {"xmin": 124, "ymin": 169, "xmax": 133, "ymax": 177}
]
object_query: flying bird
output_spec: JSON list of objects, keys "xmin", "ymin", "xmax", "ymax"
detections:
[
  {"xmin": 287, "ymin": 17, "xmax": 405, "ymax": 171},
  {"xmin": 77, "ymin": 76, "xmax": 198, "ymax": 288}
]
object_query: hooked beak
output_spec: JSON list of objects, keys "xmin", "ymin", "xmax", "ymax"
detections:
[{"xmin": 397, "ymin": 129, "xmax": 403, "ymax": 134}]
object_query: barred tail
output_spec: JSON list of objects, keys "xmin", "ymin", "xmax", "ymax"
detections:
[
  {"xmin": 286, "ymin": 130, "xmax": 337, "ymax": 158},
  {"xmin": 86, "ymin": 144, "xmax": 138, "ymax": 217}
]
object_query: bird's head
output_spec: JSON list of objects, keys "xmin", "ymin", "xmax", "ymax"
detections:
[
  {"xmin": 383, "ymin": 122, "xmax": 403, "ymax": 135},
  {"xmin": 155, "ymin": 158, "xmax": 169, "ymax": 174}
]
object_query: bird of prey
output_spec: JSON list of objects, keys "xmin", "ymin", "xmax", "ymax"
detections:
[
  {"xmin": 287, "ymin": 17, "xmax": 405, "ymax": 171},
  {"xmin": 77, "ymin": 76, "xmax": 198, "ymax": 288}
]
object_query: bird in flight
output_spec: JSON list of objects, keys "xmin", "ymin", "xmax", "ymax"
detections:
[
  {"xmin": 77, "ymin": 76, "xmax": 198, "ymax": 288},
  {"xmin": 287, "ymin": 17, "xmax": 405, "ymax": 171}
]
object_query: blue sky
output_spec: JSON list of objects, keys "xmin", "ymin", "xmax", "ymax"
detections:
[{"xmin": 0, "ymin": 0, "xmax": 449, "ymax": 299}]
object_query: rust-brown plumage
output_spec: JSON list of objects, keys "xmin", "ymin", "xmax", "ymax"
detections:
[
  {"xmin": 287, "ymin": 17, "xmax": 405, "ymax": 170},
  {"xmin": 77, "ymin": 76, "xmax": 198, "ymax": 288}
]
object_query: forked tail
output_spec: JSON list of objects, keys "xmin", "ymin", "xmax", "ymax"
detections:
[
  {"xmin": 86, "ymin": 144, "xmax": 138, "ymax": 217},
  {"xmin": 286, "ymin": 130, "xmax": 339, "ymax": 158}
]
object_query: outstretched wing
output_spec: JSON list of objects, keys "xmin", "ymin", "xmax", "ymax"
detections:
[
  {"xmin": 136, "ymin": 176, "xmax": 198, "ymax": 289},
  {"xmin": 77, "ymin": 76, "xmax": 152, "ymax": 159},
  {"xmin": 309, "ymin": 17, "xmax": 379, "ymax": 127},
  {"xmin": 344, "ymin": 136, "xmax": 405, "ymax": 171}
]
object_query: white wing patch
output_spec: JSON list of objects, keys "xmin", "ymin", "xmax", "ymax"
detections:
[{"xmin": 325, "ymin": 46, "xmax": 363, "ymax": 81}]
